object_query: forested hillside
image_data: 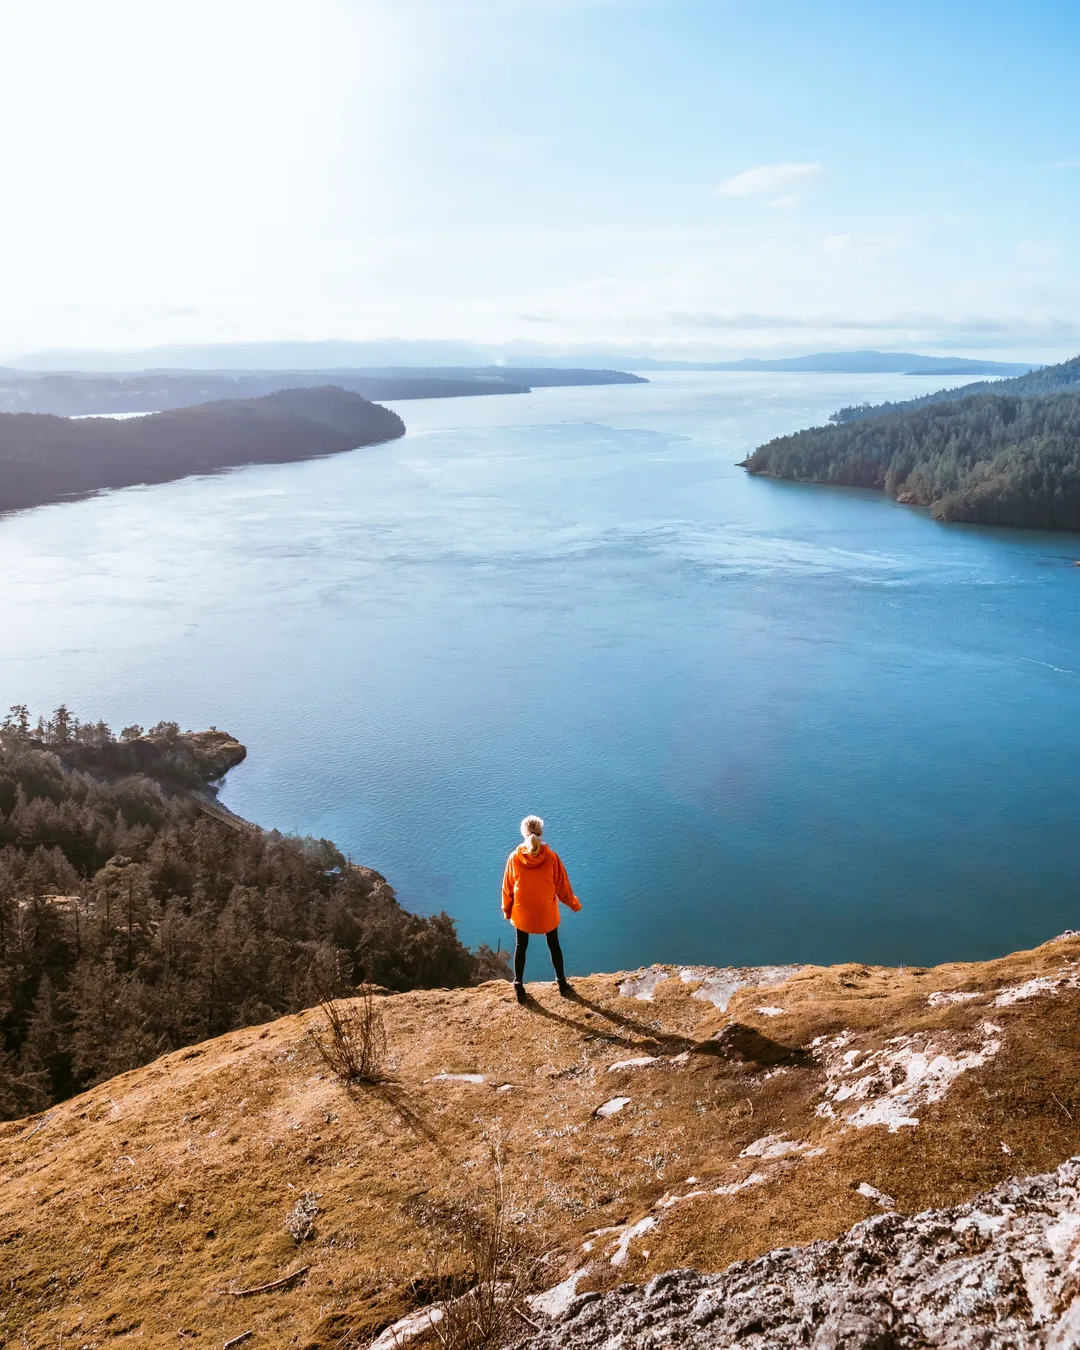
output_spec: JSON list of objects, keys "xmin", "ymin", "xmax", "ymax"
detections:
[
  {"xmin": 743, "ymin": 392, "xmax": 1080, "ymax": 529},
  {"xmin": 0, "ymin": 707, "xmax": 500, "ymax": 1121},
  {"xmin": 830, "ymin": 353, "xmax": 1080, "ymax": 424},
  {"xmin": 0, "ymin": 386, "xmax": 404, "ymax": 513}
]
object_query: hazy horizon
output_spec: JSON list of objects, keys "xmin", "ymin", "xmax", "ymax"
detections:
[
  {"xmin": 0, "ymin": 338, "xmax": 1047, "ymax": 374},
  {"xmin": 3, "ymin": 0, "xmax": 1080, "ymax": 364}
]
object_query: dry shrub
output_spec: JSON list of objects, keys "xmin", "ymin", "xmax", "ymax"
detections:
[
  {"xmin": 285, "ymin": 1190, "xmax": 319, "ymax": 1243},
  {"xmin": 423, "ymin": 1153, "xmax": 543, "ymax": 1350},
  {"xmin": 308, "ymin": 983, "xmax": 388, "ymax": 1084}
]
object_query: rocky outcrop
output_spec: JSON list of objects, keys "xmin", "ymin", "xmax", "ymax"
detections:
[
  {"xmin": 516, "ymin": 1157, "xmax": 1080, "ymax": 1348},
  {"xmin": 177, "ymin": 728, "xmax": 247, "ymax": 782},
  {"xmin": 49, "ymin": 726, "xmax": 246, "ymax": 788}
]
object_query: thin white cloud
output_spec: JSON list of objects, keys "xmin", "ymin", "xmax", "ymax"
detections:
[{"xmin": 716, "ymin": 162, "xmax": 822, "ymax": 197}]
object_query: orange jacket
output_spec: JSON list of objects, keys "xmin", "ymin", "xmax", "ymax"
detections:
[{"xmin": 501, "ymin": 843, "xmax": 581, "ymax": 935}]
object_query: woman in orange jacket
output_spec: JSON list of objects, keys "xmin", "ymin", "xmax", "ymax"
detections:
[{"xmin": 502, "ymin": 814, "xmax": 581, "ymax": 1003}]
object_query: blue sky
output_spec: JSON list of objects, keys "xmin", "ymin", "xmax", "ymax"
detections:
[{"xmin": 2, "ymin": 0, "xmax": 1079, "ymax": 360}]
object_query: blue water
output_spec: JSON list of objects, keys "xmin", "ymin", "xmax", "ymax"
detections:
[{"xmin": 2, "ymin": 372, "xmax": 1080, "ymax": 975}]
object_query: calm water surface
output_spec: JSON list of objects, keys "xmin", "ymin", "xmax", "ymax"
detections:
[{"xmin": 3, "ymin": 372, "xmax": 1079, "ymax": 974}]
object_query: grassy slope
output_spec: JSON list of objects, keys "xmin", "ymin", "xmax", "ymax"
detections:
[{"xmin": 4, "ymin": 938, "xmax": 1080, "ymax": 1347}]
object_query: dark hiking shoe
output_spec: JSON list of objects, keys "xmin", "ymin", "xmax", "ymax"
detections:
[
  {"xmin": 513, "ymin": 982, "xmax": 528, "ymax": 1005},
  {"xmin": 558, "ymin": 979, "xmax": 575, "ymax": 999}
]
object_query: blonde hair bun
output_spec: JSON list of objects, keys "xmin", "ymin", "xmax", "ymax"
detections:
[{"xmin": 520, "ymin": 815, "xmax": 544, "ymax": 851}]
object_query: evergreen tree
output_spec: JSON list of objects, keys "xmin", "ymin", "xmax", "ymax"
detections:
[
  {"xmin": 18, "ymin": 974, "xmax": 67, "ymax": 1105},
  {"xmin": 0, "ymin": 707, "xmax": 503, "ymax": 1121}
]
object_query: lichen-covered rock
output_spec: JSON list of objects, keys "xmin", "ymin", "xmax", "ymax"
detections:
[{"xmin": 515, "ymin": 1157, "xmax": 1080, "ymax": 1348}]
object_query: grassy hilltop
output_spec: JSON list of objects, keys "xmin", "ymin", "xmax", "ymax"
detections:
[{"xmin": 4, "ymin": 940, "xmax": 1080, "ymax": 1346}]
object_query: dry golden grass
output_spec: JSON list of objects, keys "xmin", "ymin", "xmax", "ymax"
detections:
[{"xmin": 4, "ymin": 937, "xmax": 1080, "ymax": 1348}]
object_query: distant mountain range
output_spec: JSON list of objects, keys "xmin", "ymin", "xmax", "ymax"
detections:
[
  {"xmin": 5, "ymin": 341, "xmax": 1035, "ymax": 377},
  {"xmin": 0, "ymin": 367, "xmax": 645, "ymax": 417},
  {"xmin": 647, "ymin": 350, "xmax": 1035, "ymax": 375}
]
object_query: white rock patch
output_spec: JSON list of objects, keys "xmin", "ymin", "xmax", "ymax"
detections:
[
  {"xmin": 430, "ymin": 1073, "xmax": 486, "ymax": 1084},
  {"xmin": 756, "ymin": 1006, "xmax": 786, "ymax": 1017},
  {"xmin": 657, "ymin": 1188, "xmax": 714, "ymax": 1210},
  {"xmin": 993, "ymin": 970, "xmax": 1080, "ymax": 1006},
  {"xmin": 658, "ymin": 1170, "xmax": 771, "ymax": 1210},
  {"xmin": 927, "ymin": 990, "xmax": 982, "ymax": 1008},
  {"xmin": 618, "ymin": 967, "xmax": 671, "ymax": 1000},
  {"xmin": 608, "ymin": 1056, "xmax": 661, "ymax": 1072},
  {"xmin": 595, "ymin": 1096, "xmax": 632, "ymax": 1118},
  {"xmin": 530, "ymin": 1265, "xmax": 595, "ymax": 1318},
  {"xmin": 713, "ymin": 1170, "xmax": 771, "ymax": 1197},
  {"xmin": 814, "ymin": 1022, "xmax": 1003, "ymax": 1132},
  {"xmin": 610, "ymin": 1216, "xmax": 657, "ymax": 1267},
  {"xmin": 856, "ymin": 1181, "xmax": 896, "ymax": 1209},
  {"xmin": 678, "ymin": 965, "xmax": 802, "ymax": 1012},
  {"xmin": 581, "ymin": 1225, "xmax": 624, "ymax": 1253},
  {"xmin": 739, "ymin": 1133, "xmax": 812, "ymax": 1160},
  {"xmin": 369, "ymin": 1306, "xmax": 444, "ymax": 1350}
]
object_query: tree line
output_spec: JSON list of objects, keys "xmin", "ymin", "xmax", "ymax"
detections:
[
  {"xmin": 0, "ymin": 707, "xmax": 505, "ymax": 1121},
  {"xmin": 0, "ymin": 386, "xmax": 405, "ymax": 513},
  {"xmin": 830, "ymin": 353, "xmax": 1080, "ymax": 425},
  {"xmin": 743, "ymin": 392, "xmax": 1080, "ymax": 529}
]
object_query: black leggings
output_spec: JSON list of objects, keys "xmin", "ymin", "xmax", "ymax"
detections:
[{"xmin": 514, "ymin": 928, "xmax": 566, "ymax": 984}]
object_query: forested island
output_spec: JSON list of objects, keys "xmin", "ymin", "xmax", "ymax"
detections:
[
  {"xmin": 0, "ymin": 386, "xmax": 404, "ymax": 513},
  {"xmin": 0, "ymin": 706, "xmax": 504, "ymax": 1120},
  {"xmin": 743, "ymin": 389, "xmax": 1080, "ymax": 529},
  {"xmin": 0, "ymin": 365, "xmax": 646, "ymax": 416}
]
